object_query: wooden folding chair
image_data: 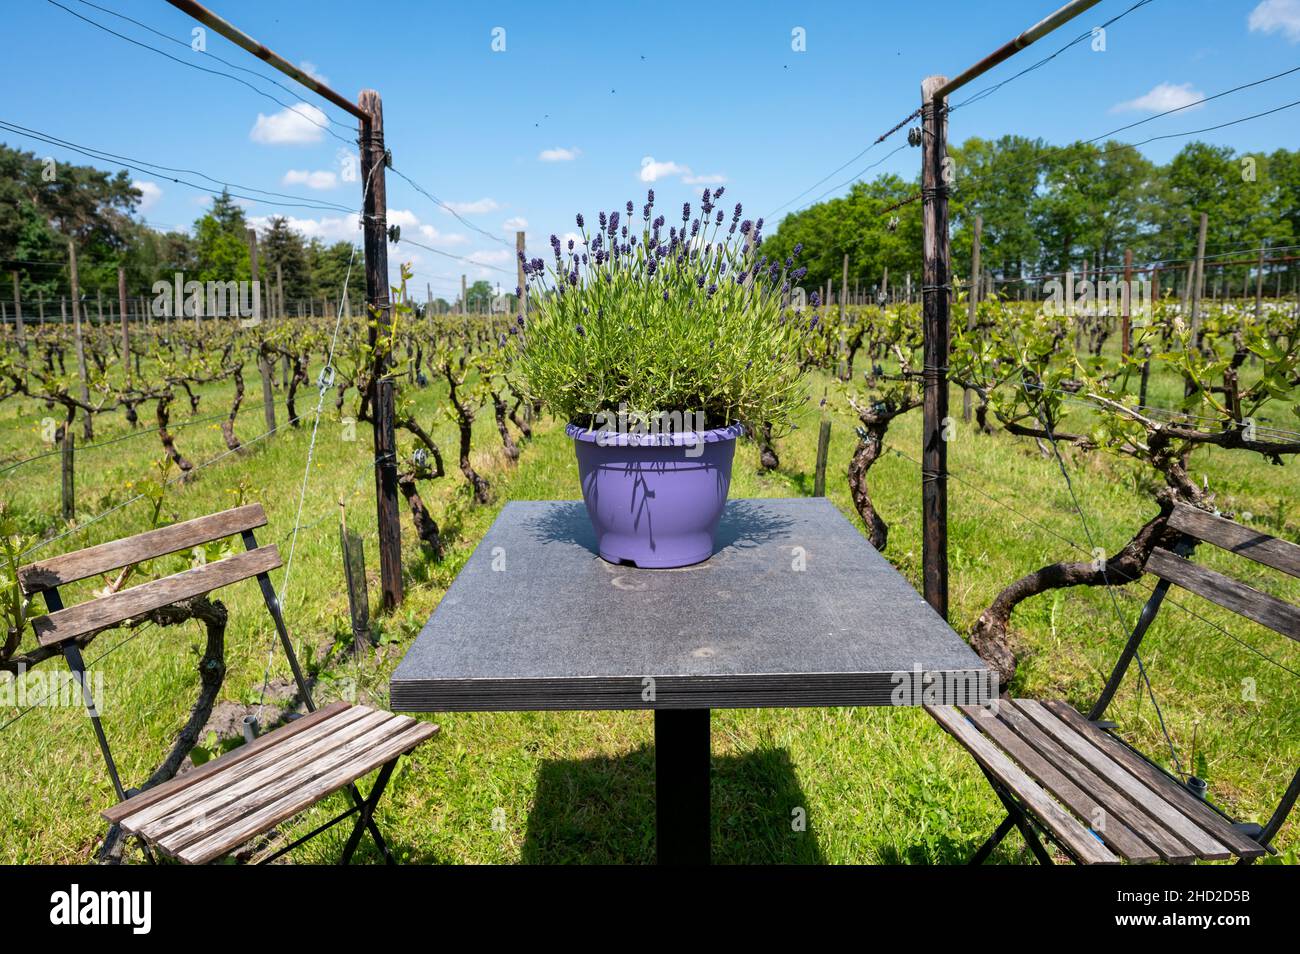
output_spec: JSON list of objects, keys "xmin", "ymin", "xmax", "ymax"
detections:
[
  {"xmin": 19, "ymin": 503, "xmax": 437, "ymax": 865},
  {"xmin": 929, "ymin": 503, "xmax": 1300, "ymax": 865}
]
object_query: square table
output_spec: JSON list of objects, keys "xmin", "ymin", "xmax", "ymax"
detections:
[{"xmin": 391, "ymin": 497, "xmax": 991, "ymax": 864}]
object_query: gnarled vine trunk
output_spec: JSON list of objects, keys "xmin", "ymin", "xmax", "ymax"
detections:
[
  {"xmin": 100, "ymin": 595, "xmax": 227, "ymax": 863},
  {"xmin": 969, "ymin": 486, "xmax": 1196, "ymax": 686}
]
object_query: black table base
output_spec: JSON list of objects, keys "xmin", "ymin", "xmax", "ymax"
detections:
[{"xmin": 654, "ymin": 709, "xmax": 711, "ymax": 865}]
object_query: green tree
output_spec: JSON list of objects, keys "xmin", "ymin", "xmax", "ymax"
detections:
[
  {"xmin": 307, "ymin": 238, "xmax": 356, "ymax": 301},
  {"xmin": 950, "ymin": 135, "xmax": 1045, "ymax": 279},
  {"xmin": 259, "ymin": 216, "xmax": 310, "ymax": 311},
  {"xmin": 192, "ymin": 189, "xmax": 250, "ymax": 283},
  {"xmin": 465, "ymin": 279, "xmax": 493, "ymax": 311}
]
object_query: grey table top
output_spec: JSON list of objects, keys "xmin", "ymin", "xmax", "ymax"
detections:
[{"xmin": 390, "ymin": 497, "xmax": 991, "ymax": 711}]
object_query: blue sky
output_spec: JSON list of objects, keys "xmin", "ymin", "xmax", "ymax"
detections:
[{"xmin": 4, "ymin": 0, "xmax": 1300, "ymax": 300}]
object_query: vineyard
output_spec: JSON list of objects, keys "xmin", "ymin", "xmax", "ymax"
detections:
[
  {"xmin": 2, "ymin": 280, "xmax": 1297, "ymax": 863},
  {"xmin": 2, "ymin": 0, "xmax": 1299, "ymax": 875}
]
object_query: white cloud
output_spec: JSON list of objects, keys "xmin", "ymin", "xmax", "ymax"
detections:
[
  {"xmin": 132, "ymin": 180, "xmax": 162, "ymax": 212},
  {"xmin": 282, "ymin": 168, "xmax": 339, "ymax": 190},
  {"xmin": 502, "ymin": 216, "xmax": 528, "ymax": 231},
  {"xmin": 1250, "ymin": 0, "xmax": 1300, "ymax": 41},
  {"xmin": 249, "ymin": 103, "xmax": 328, "ymax": 145},
  {"xmin": 639, "ymin": 156, "xmax": 690, "ymax": 182},
  {"xmin": 639, "ymin": 156, "xmax": 728, "ymax": 185},
  {"xmin": 418, "ymin": 223, "xmax": 468, "ymax": 245},
  {"xmin": 1111, "ymin": 82, "xmax": 1205, "ymax": 114},
  {"xmin": 248, "ymin": 212, "xmax": 360, "ymax": 243},
  {"xmin": 441, "ymin": 197, "xmax": 500, "ymax": 215},
  {"xmin": 387, "ymin": 208, "xmax": 421, "ymax": 228},
  {"xmin": 245, "ymin": 208, "xmax": 473, "ymax": 251},
  {"xmin": 683, "ymin": 172, "xmax": 728, "ymax": 185},
  {"xmin": 298, "ymin": 60, "xmax": 329, "ymax": 85},
  {"xmin": 539, "ymin": 146, "xmax": 579, "ymax": 162}
]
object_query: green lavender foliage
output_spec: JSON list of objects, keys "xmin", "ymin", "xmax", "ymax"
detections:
[{"xmin": 516, "ymin": 191, "xmax": 812, "ymax": 433}]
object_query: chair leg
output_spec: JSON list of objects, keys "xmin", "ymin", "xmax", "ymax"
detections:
[
  {"xmin": 340, "ymin": 758, "xmax": 398, "ymax": 865},
  {"xmin": 345, "ymin": 781, "xmax": 394, "ymax": 863},
  {"xmin": 969, "ymin": 814, "xmax": 1016, "ymax": 865},
  {"xmin": 976, "ymin": 766, "xmax": 1055, "ymax": 865},
  {"xmin": 1014, "ymin": 814, "xmax": 1054, "ymax": 866}
]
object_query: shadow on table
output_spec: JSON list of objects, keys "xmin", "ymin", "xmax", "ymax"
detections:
[
  {"xmin": 524, "ymin": 498, "xmax": 797, "ymax": 561},
  {"xmin": 521, "ymin": 743, "xmax": 825, "ymax": 864}
]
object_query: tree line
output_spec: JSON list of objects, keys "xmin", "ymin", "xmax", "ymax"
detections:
[
  {"xmin": 0, "ymin": 143, "xmax": 356, "ymax": 310},
  {"xmin": 762, "ymin": 137, "xmax": 1300, "ymax": 297}
]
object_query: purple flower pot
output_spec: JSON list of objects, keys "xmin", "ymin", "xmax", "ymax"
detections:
[{"xmin": 567, "ymin": 422, "xmax": 744, "ymax": 568}]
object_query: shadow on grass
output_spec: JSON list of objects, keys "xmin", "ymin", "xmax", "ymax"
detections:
[{"xmin": 520, "ymin": 743, "xmax": 825, "ymax": 864}]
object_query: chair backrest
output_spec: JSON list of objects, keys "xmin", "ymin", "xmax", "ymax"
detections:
[
  {"xmin": 1146, "ymin": 503, "xmax": 1300, "ymax": 642},
  {"xmin": 17, "ymin": 503, "xmax": 299, "ymax": 809},
  {"xmin": 19, "ymin": 504, "xmax": 279, "ymax": 646},
  {"xmin": 1094, "ymin": 503, "xmax": 1300, "ymax": 850}
]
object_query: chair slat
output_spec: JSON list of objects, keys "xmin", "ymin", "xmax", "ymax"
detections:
[
  {"xmin": 137, "ymin": 709, "xmax": 400, "ymax": 845},
  {"xmin": 993, "ymin": 701, "xmax": 1195, "ymax": 862},
  {"xmin": 958, "ymin": 704, "xmax": 1159, "ymax": 862},
  {"xmin": 102, "ymin": 701, "xmax": 351, "ymax": 825},
  {"xmin": 114, "ymin": 706, "xmax": 379, "ymax": 834},
  {"xmin": 31, "ymin": 546, "xmax": 281, "ymax": 647},
  {"xmin": 993, "ymin": 701, "xmax": 1196, "ymax": 862},
  {"xmin": 926, "ymin": 705, "xmax": 1119, "ymax": 864},
  {"xmin": 1169, "ymin": 504, "xmax": 1300, "ymax": 580},
  {"xmin": 172, "ymin": 719, "xmax": 437, "ymax": 865},
  {"xmin": 1044, "ymin": 701, "xmax": 1267, "ymax": 859},
  {"xmin": 1015, "ymin": 700, "xmax": 1232, "ymax": 859},
  {"xmin": 1146, "ymin": 547, "xmax": 1300, "ymax": 642},
  {"xmin": 19, "ymin": 504, "xmax": 268, "ymax": 593}
]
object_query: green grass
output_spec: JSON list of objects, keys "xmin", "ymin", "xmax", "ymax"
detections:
[{"xmin": 1, "ymin": 352, "xmax": 1298, "ymax": 864}]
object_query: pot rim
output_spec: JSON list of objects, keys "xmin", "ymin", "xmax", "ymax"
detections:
[{"xmin": 565, "ymin": 421, "xmax": 745, "ymax": 447}]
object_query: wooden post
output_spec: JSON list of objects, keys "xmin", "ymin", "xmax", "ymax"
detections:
[
  {"xmin": 840, "ymin": 254, "xmax": 849, "ymax": 321},
  {"xmin": 1075, "ymin": 257, "xmax": 1086, "ymax": 353},
  {"xmin": 813, "ymin": 417, "xmax": 832, "ymax": 497},
  {"xmin": 1224, "ymin": 367, "xmax": 1241, "ymax": 424},
  {"xmin": 258, "ymin": 351, "xmax": 277, "ymax": 435},
  {"xmin": 118, "ymin": 267, "xmax": 131, "ymax": 388},
  {"xmin": 340, "ymin": 508, "xmax": 371, "ymax": 655},
  {"xmin": 68, "ymin": 241, "xmax": 92, "ymax": 441},
  {"xmin": 11, "ymin": 271, "xmax": 26, "ymax": 357},
  {"xmin": 247, "ymin": 227, "xmax": 261, "ymax": 325},
  {"xmin": 1255, "ymin": 240, "xmax": 1267, "ymax": 322},
  {"xmin": 920, "ymin": 75, "xmax": 950, "ymax": 620},
  {"xmin": 61, "ymin": 430, "xmax": 75, "ymax": 520},
  {"xmin": 1139, "ymin": 344, "xmax": 1151, "ymax": 407},
  {"xmin": 1121, "ymin": 248, "xmax": 1133, "ymax": 357},
  {"xmin": 96, "ymin": 289, "xmax": 103, "ymax": 326},
  {"xmin": 38, "ymin": 290, "xmax": 45, "ymax": 326},
  {"xmin": 276, "ymin": 262, "xmax": 284, "ymax": 322},
  {"xmin": 360, "ymin": 88, "xmax": 403, "ymax": 610},
  {"xmin": 516, "ymin": 230, "xmax": 527, "ymax": 318},
  {"xmin": 461, "ymin": 274, "xmax": 468, "ymax": 315},
  {"xmin": 1190, "ymin": 212, "xmax": 1207, "ymax": 349},
  {"xmin": 963, "ymin": 214, "xmax": 981, "ymax": 423}
]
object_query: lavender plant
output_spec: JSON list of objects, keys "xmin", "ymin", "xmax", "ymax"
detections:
[{"xmin": 516, "ymin": 188, "xmax": 811, "ymax": 433}]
